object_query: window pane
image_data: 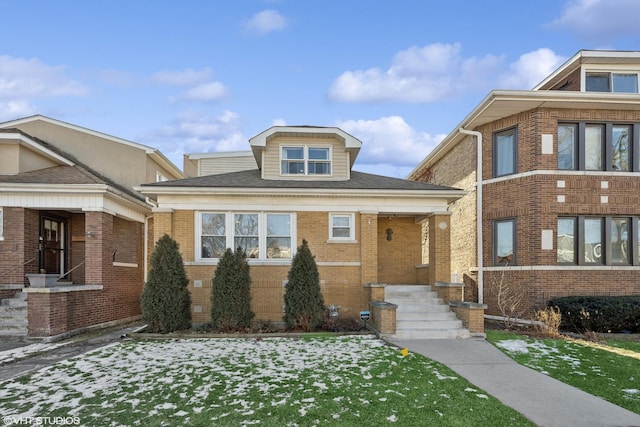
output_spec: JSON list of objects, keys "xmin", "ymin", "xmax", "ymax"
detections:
[
  {"xmin": 282, "ymin": 147, "xmax": 304, "ymax": 159},
  {"xmin": 308, "ymin": 148, "xmax": 329, "ymax": 160},
  {"xmin": 583, "ymin": 218, "xmax": 603, "ymax": 264},
  {"xmin": 267, "ymin": 214, "xmax": 292, "ymax": 259},
  {"xmin": 612, "ymin": 125, "xmax": 630, "ymax": 171},
  {"xmin": 558, "ymin": 124, "xmax": 576, "ymax": 170},
  {"xmin": 332, "ymin": 216, "xmax": 350, "ymax": 227},
  {"xmin": 282, "ymin": 161, "xmax": 305, "ymax": 174},
  {"xmin": 495, "ymin": 129, "xmax": 515, "ymax": 176},
  {"xmin": 586, "ymin": 73, "xmax": 610, "ymax": 92},
  {"xmin": 332, "ymin": 228, "xmax": 351, "ymax": 238},
  {"xmin": 611, "ymin": 218, "xmax": 629, "ymax": 264},
  {"xmin": 308, "ymin": 161, "xmax": 331, "ymax": 175},
  {"xmin": 612, "ymin": 73, "xmax": 638, "ymax": 93},
  {"xmin": 495, "ymin": 220, "xmax": 514, "ymax": 264},
  {"xmin": 557, "ymin": 218, "xmax": 576, "ymax": 263},
  {"xmin": 585, "ymin": 125, "xmax": 603, "ymax": 170},
  {"xmin": 201, "ymin": 236, "xmax": 226, "ymax": 258},
  {"xmin": 202, "ymin": 213, "xmax": 225, "ymax": 235},
  {"xmin": 235, "ymin": 214, "xmax": 259, "ymax": 257}
]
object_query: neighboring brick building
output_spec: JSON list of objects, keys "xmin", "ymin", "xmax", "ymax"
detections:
[
  {"xmin": 410, "ymin": 50, "xmax": 640, "ymax": 316},
  {"xmin": 0, "ymin": 115, "xmax": 184, "ymax": 339},
  {"xmin": 140, "ymin": 126, "xmax": 465, "ymax": 324}
]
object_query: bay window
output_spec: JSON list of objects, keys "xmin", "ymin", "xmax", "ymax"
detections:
[{"xmin": 493, "ymin": 218, "xmax": 516, "ymax": 265}]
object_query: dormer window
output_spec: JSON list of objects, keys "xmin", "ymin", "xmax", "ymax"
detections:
[
  {"xmin": 281, "ymin": 146, "xmax": 331, "ymax": 176},
  {"xmin": 585, "ymin": 72, "xmax": 639, "ymax": 93}
]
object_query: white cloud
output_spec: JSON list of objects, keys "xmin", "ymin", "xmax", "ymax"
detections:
[
  {"xmin": 152, "ymin": 68, "xmax": 213, "ymax": 86},
  {"xmin": 142, "ymin": 110, "xmax": 246, "ymax": 165},
  {"xmin": 329, "ymin": 44, "xmax": 570, "ymax": 102},
  {"xmin": 498, "ymin": 48, "xmax": 567, "ymax": 89},
  {"xmin": 337, "ymin": 116, "xmax": 444, "ymax": 169},
  {"xmin": 181, "ymin": 82, "xmax": 228, "ymax": 102},
  {"xmin": 328, "ymin": 43, "xmax": 502, "ymax": 103},
  {"xmin": 0, "ymin": 55, "xmax": 87, "ymax": 99},
  {"xmin": 245, "ymin": 10, "xmax": 287, "ymax": 35},
  {"xmin": 0, "ymin": 100, "xmax": 36, "ymax": 121},
  {"xmin": 548, "ymin": 0, "xmax": 640, "ymax": 41}
]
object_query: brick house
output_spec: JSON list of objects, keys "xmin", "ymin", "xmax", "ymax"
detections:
[
  {"xmin": 409, "ymin": 50, "xmax": 640, "ymax": 317},
  {"xmin": 139, "ymin": 126, "xmax": 478, "ymax": 336},
  {"xmin": 0, "ymin": 115, "xmax": 184, "ymax": 340}
]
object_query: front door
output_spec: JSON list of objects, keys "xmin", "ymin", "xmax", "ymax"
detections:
[{"xmin": 41, "ymin": 216, "xmax": 66, "ymax": 275}]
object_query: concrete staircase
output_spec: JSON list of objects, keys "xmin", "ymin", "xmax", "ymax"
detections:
[
  {"xmin": 385, "ymin": 285, "xmax": 471, "ymax": 339},
  {"xmin": 0, "ymin": 291, "xmax": 28, "ymax": 340}
]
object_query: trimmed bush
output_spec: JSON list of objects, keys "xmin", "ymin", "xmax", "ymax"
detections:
[
  {"xmin": 284, "ymin": 239, "xmax": 325, "ymax": 331},
  {"xmin": 141, "ymin": 234, "xmax": 191, "ymax": 333},
  {"xmin": 547, "ymin": 295, "xmax": 640, "ymax": 333},
  {"xmin": 211, "ymin": 247, "xmax": 254, "ymax": 331}
]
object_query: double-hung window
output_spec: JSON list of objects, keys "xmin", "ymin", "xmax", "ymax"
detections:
[
  {"xmin": 493, "ymin": 127, "xmax": 517, "ymax": 177},
  {"xmin": 329, "ymin": 213, "xmax": 355, "ymax": 240},
  {"xmin": 558, "ymin": 122, "xmax": 634, "ymax": 172},
  {"xmin": 198, "ymin": 212, "xmax": 294, "ymax": 261},
  {"xmin": 281, "ymin": 146, "xmax": 331, "ymax": 176},
  {"xmin": 493, "ymin": 218, "xmax": 516, "ymax": 265}
]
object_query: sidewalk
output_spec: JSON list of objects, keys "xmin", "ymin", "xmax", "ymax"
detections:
[
  {"xmin": 0, "ymin": 323, "xmax": 144, "ymax": 383},
  {"xmin": 389, "ymin": 337, "xmax": 640, "ymax": 427}
]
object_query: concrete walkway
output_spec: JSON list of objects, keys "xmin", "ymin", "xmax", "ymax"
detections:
[{"xmin": 389, "ymin": 337, "xmax": 640, "ymax": 427}]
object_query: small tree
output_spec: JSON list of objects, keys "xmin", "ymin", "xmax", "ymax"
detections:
[
  {"xmin": 211, "ymin": 247, "xmax": 254, "ymax": 331},
  {"xmin": 284, "ymin": 239, "xmax": 324, "ymax": 331},
  {"xmin": 141, "ymin": 234, "xmax": 191, "ymax": 333}
]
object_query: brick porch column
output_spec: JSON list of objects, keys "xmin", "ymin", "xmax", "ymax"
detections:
[
  {"xmin": 84, "ymin": 210, "xmax": 113, "ymax": 286},
  {"xmin": 360, "ymin": 212, "xmax": 378, "ymax": 286},
  {"xmin": 428, "ymin": 212, "xmax": 452, "ymax": 284}
]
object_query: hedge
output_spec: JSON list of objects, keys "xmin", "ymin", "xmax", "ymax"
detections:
[{"xmin": 547, "ymin": 295, "xmax": 640, "ymax": 333}]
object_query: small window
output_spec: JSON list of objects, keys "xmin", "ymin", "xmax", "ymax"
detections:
[
  {"xmin": 558, "ymin": 124, "xmax": 577, "ymax": 170},
  {"xmin": 610, "ymin": 218, "xmax": 630, "ymax": 264},
  {"xmin": 234, "ymin": 214, "xmax": 259, "ymax": 258},
  {"xmin": 493, "ymin": 219, "xmax": 515, "ymax": 265},
  {"xmin": 281, "ymin": 147, "xmax": 305, "ymax": 175},
  {"xmin": 267, "ymin": 214, "xmax": 291, "ymax": 259},
  {"xmin": 201, "ymin": 213, "xmax": 226, "ymax": 259},
  {"xmin": 557, "ymin": 218, "xmax": 576, "ymax": 263},
  {"xmin": 586, "ymin": 72, "xmax": 639, "ymax": 93},
  {"xmin": 493, "ymin": 128, "xmax": 517, "ymax": 177},
  {"xmin": 281, "ymin": 146, "xmax": 331, "ymax": 176},
  {"xmin": 582, "ymin": 218, "xmax": 604, "ymax": 264},
  {"xmin": 330, "ymin": 213, "xmax": 355, "ymax": 240},
  {"xmin": 612, "ymin": 125, "xmax": 630, "ymax": 171}
]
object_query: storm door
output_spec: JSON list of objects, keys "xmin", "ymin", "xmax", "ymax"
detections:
[{"xmin": 40, "ymin": 216, "xmax": 67, "ymax": 275}]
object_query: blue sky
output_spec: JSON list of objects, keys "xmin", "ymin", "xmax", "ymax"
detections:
[{"xmin": 1, "ymin": 0, "xmax": 640, "ymax": 177}]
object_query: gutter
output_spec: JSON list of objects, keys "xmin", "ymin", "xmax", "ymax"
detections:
[{"xmin": 458, "ymin": 127, "xmax": 483, "ymax": 304}]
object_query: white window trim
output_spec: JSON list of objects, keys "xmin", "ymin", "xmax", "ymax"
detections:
[
  {"xmin": 328, "ymin": 213, "xmax": 356, "ymax": 242},
  {"xmin": 195, "ymin": 211, "xmax": 296, "ymax": 263},
  {"xmin": 280, "ymin": 144, "xmax": 332, "ymax": 176},
  {"xmin": 156, "ymin": 172, "xmax": 168, "ymax": 182},
  {"xmin": 0, "ymin": 207, "xmax": 3, "ymax": 241}
]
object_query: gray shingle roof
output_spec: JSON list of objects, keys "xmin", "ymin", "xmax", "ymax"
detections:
[{"xmin": 142, "ymin": 169, "xmax": 460, "ymax": 191}]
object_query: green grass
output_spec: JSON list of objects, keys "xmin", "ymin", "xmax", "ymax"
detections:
[
  {"xmin": 487, "ymin": 330, "xmax": 640, "ymax": 414},
  {"xmin": 0, "ymin": 336, "xmax": 533, "ymax": 426}
]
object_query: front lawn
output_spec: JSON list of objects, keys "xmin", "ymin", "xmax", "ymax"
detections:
[
  {"xmin": 0, "ymin": 335, "xmax": 532, "ymax": 426},
  {"xmin": 487, "ymin": 330, "xmax": 640, "ymax": 415}
]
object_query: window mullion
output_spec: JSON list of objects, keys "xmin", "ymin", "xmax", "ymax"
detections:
[
  {"xmin": 605, "ymin": 122, "xmax": 613, "ymax": 171},
  {"xmin": 634, "ymin": 124, "xmax": 640, "ymax": 172},
  {"xmin": 578, "ymin": 122, "xmax": 586, "ymax": 170},
  {"xmin": 259, "ymin": 213, "xmax": 266, "ymax": 259},
  {"xmin": 604, "ymin": 217, "xmax": 612, "ymax": 265}
]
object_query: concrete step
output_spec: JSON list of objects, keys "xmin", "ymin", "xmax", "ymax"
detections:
[
  {"xmin": 385, "ymin": 285, "xmax": 432, "ymax": 293},
  {"xmin": 396, "ymin": 319, "xmax": 463, "ymax": 330},
  {"xmin": 1, "ymin": 299, "xmax": 27, "ymax": 308},
  {"xmin": 392, "ymin": 328, "xmax": 471, "ymax": 340},
  {"xmin": 386, "ymin": 297, "xmax": 444, "ymax": 306},
  {"xmin": 396, "ymin": 310, "xmax": 458, "ymax": 321}
]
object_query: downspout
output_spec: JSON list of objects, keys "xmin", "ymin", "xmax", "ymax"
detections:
[
  {"xmin": 458, "ymin": 127, "xmax": 483, "ymax": 304},
  {"xmin": 144, "ymin": 197, "xmax": 158, "ymax": 284}
]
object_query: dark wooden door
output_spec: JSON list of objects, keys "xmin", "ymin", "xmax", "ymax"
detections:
[{"xmin": 41, "ymin": 216, "xmax": 66, "ymax": 274}]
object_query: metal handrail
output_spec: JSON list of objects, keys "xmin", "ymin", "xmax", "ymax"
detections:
[
  {"xmin": 59, "ymin": 261, "xmax": 86, "ymax": 280},
  {"xmin": 1, "ymin": 257, "xmax": 37, "ymax": 277}
]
